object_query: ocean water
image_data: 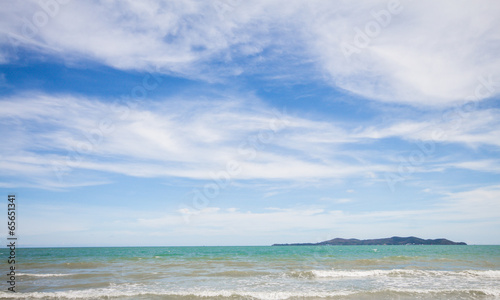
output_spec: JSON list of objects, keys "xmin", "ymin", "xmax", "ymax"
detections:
[{"xmin": 1, "ymin": 245, "xmax": 499, "ymax": 299}]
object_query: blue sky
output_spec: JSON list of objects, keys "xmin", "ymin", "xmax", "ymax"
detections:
[{"xmin": 1, "ymin": 0, "xmax": 500, "ymax": 246}]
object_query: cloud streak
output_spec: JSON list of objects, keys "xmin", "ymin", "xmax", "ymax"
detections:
[
  {"xmin": 0, "ymin": 92, "xmax": 381, "ymax": 188},
  {"xmin": 1, "ymin": 92, "xmax": 499, "ymax": 190},
  {"xmin": 17, "ymin": 184, "xmax": 500, "ymax": 246},
  {"xmin": 2, "ymin": 0, "xmax": 499, "ymax": 106}
]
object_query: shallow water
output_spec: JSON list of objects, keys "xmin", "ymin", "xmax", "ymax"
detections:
[{"xmin": 1, "ymin": 245, "xmax": 499, "ymax": 299}]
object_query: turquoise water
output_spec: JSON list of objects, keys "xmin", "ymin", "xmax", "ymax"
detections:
[{"xmin": 1, "ymin": 245, "xmax": 499, "ymax": 299}]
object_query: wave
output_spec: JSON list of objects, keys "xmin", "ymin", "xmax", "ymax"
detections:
[
  {"xmin": 308, "ymin": 255, "xmax": 467, "ymax": 269},
  {"xmin": 330, "ymin": 255, "xmax": 463, "ymax": 266},
  {"xmin": 207, "ymin": 270, "xmax": 272, "ymax": 277},
  {"xmin": 288, "ymin": 269, "xmax": 500, "ymax": 279},
  {"xmin": 0, "ymin": 286, "xmax": 369, "ymax": 300},
  {"xmin": 0, "ymin": 286, "xmax": 499, "ymax": 300}
]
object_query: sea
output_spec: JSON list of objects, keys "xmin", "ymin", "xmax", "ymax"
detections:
[{"xmin": 1, "ymin": 245, "xmax": 499, "ymax": 299}]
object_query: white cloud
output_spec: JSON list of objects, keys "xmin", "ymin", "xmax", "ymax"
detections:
[
  {"xmin": 8, "ymin": 184, "xmax": 500, "ymax": 246},
  {"xmin": 335, "ymin": 198, "xmax": 352, "ymax": 204},
  {"xmin": 441, "ymin": 185, "xmax": 500, "ymax": 221},
  {"xmin": 2, "ymin": 92, "xmax": 500, "ymax": 189},
  {"xmin": 2, "ymin": 1, "xmax": 499, "ymax": 105},
  {"xmin": 356, "ymin": 108, "xmax": 500, "ymax": 148},
  {"xmin": 178, "ymin": 184, "xmax": 500, "ymax": 244},
  {"xmin": 308, "ymin": 0, "xmax": 500, "ymax": 106},
  {"xmin": 448, "ymin": 160, "xmax": 500, "ymax": 174},
  {"xmin": 320, "ymin": 197, "xmax": 352, "ymax": 204},
  {"xmin": 122, "ymin": 183, "xmax": 500, "ymax": 244},
  {"xmin": 0, "ymin": 92, "xmax": 389, "ymax": 188}
]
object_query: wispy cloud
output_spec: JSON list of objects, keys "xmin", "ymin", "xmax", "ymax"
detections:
[
  {"xmin": 161, "ymin": 184, "xmax": 500, "ymax": 244},
  {"xmin": 447, "ymin": 160, "xmax": 500, "ymax": 174},
  {"xmin": 2, "ymin": 92, "xmax": 500, "ymax": 189},
  {"xmin": 2, "ymin": 0, "xmax": 499, "ymax": 106},
  {"xmin": 0, "ymin": 92, "xmax": 378, "ymax": 188},
  {"xmin": 440, "ymin": 185, "xmax": 500, "ymax": 223},
  {"xmin": 20, "ymin": 184, "xmax": 498, "ymax": 245}
]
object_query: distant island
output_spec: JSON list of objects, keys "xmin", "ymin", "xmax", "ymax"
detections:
[{"xmin": 272, "ymin": 236, "xmax": 467, "ymax": 246}]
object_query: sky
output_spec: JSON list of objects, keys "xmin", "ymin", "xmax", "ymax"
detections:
[{"xmin": 0, "ymin": 0, "xmax": 499, "ymax": 247}]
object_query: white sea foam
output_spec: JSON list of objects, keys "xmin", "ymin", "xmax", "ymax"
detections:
[
  {"xmin": 311, "ymin": 269, "xmax": 393, "ymax": 277},
  {"xmin": 309, "ymin": 269, "xmax": 500, "ymax": 278},
  {"xmin": 462, "ymin": 270, "xmax": 500, "ymax": 278},
  {"xmin": 0, "ymin": 285, "xmax": 354, "ymax": 299},
  {"xmin": 1, "ymin": 286, "xmax": 499, "ymax": 299}
]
